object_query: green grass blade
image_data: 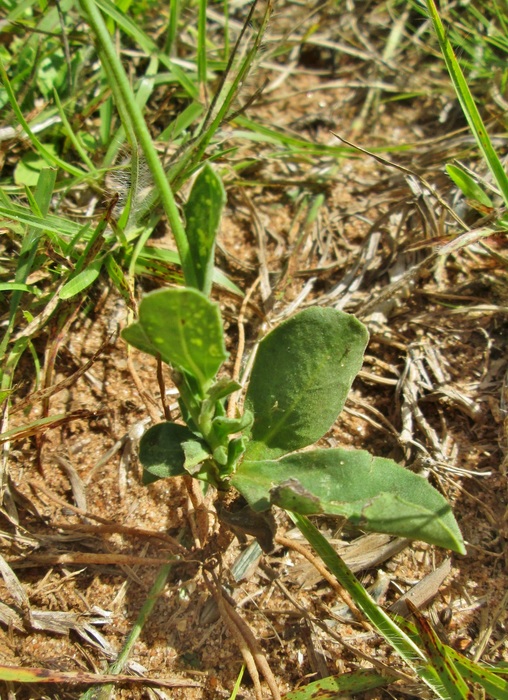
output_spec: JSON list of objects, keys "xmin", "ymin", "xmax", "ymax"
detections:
[
  {"xmin": 101, "ymin": 54, "xmax": 160, "ymax": 173},
  {"xmin": 284, "ymin": 668, "xmax": 392, "ymax": 699},
  {"xmin": 446, "ymin": 163, "xmax": 494, "ymax": 208},
  {"xmin": 398, "ymin": 614, "xmax": 508, "ymax": 699},
  {"xmin": 446, "ymin": 649, "xmax": 508, "ymax": 698},
  {"xmin": 0, "ymin": 413, "xmax": 79, "ymax": 444},
  {"xmin": 99, "ymin": 94, "xmax": 113, "ymax": 146},
  {"xmin": 425, "ymin": 0, "xmax": 508, "ymax": 207},
  {"xmin": 198, "ymin": 0, "xmax": 208, "ymax": 91},
  {"xmin": 93, "ymin": 0, "xmax": 159, "ymax": 56},
  {"xmin": 164, "ymin": 3, "xmax": 271, "ymax": 194},
  {"xmin": 0, "ymin": 62, "xmax": 87, "ymax": 179},
  {"xmin": 1, "ymin": 337, "xmax": 30, "ymax": 393},
  {"xmin": 199, "ymin": 1, "xmax": 270, "ymax": 143},
  {"xmin": 0, "ymin": 203, "xmax": 83, "ymax": 237},
  {"xmin": 94, "ymin": 0, "xmax": 199, "ymax": 97},
  {"xmin": 104, "ymin": 253, "xmax": 134, "ymax": 307},
  {"xmin": 66, "ymin": 206, "xmax": 111, "ymax": 281},
  {"xmin": 0, "ymin": 283, "xmax": 41, "ymax": 295},
  {"xmin": 161, "ymin": 60, "xmax": 199, "ymax": 100},
  {"xmin": 228, "ymin": 664, "xmax": 245, "ymax": 700},
  {"xmin": 52, "ymin": 88, "xmax": 98, "ymax": 174},
  {"xmin": 289, "ymin": 513, "xmax": 447, "ymax": 698},
  {"xmin": 232, "ymin": 116, "xmax": 353, "ymax": 157},
  {"xmin": 165, "ymin": 0, "xmax": 180, "ymax": 55},
  {"xmin": 24, "ymin": 185, "xmax": 43, "ymax": 218},
  {"xmin": 158, "ymin": 101, "xmax": 204, "ymax": 142},
  {"xmin": 78, "ymin": 562, "xmax": 175, "ymax": 700},
  {"xmin": 407, "ymin": 602, "xmax": 470, "ymax": 699},
  {"xmin": 59, "ymin": 259, "xmax": 103, "ymax": 300},
  {"xmin": 0, "ymin": 169, "xmax": 57, "ymax": 362}
]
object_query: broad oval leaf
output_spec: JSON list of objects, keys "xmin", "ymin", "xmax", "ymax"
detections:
[
  {"xmin": 122, "ymin": 288, "xmax": 228, "ymax": 389},
  {"xmin": 232, "ymin": 449, "xmax": 465, "ymax": 553},
  {"xmin": 243, "ymin": 308, "xmax": 369, "ymax": 460},
  {"xmin": 140, "ymin": 422, "xmax": 210, "ymax": 484}
]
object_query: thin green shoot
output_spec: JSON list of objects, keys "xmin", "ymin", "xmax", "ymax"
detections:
[
  {"xmin": 0, "ymin": 169, "xmax": 56, "ymax": 365},
  {"xmin": 228, "ymin": 665, "xmax": 246, "ymax": 700},
  {"xmin": 168, "ymin": 1, "xmax": 272, "ymax": 193},
  {"xmin": 198, "ymin": 0, "xmax": 208, "ymax": 98},
  {"xmin": 165, "ymin": 0, "xmax": 180, "ymax": 56},
  {"xmin": 52, "ymin": 89, "xmax": 98, "ymax": 175},
  {"xmin": 77, "ymin": 561, "xmax": 177, "ymax": 700},
  {"xmin": 0, "ymin": 62, "xmax": 88, "ymax": 180}
]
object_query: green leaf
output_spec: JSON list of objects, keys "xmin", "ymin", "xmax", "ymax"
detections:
[
  {"xmin": 122, "ymin": 288, "xmax": 228, "ymax": 390},
  {"xmin": 182, "ymin": 437, "xmax": 212, "ymax": 475},
  {"xmin": 445, "ymin": 164, "xmax": 493, "ymax": 208},
  {"xmin": 211, "ymin": 410, "xmax": 253, "ymax": 441},
  {"xmin": 0, "ymin": 283, "xmax": 40, "ymax": 296},
  {"xmin": 243, "ymin": 308, "xmax": 369, "ymax": 460},
  {"xmin": 37, "ymin": 49, "xmax": 66, "ymax": 97},
  {"xmin": 232, "ymin": 449, "xmax": 466, "ymax": 553},
  {"xmin": 59, "ymin": 259, "xmax": 103, "ymax": 299},
  {"xmin": 408, "ymin": 603, "xmax": 471, "ymax": 700},
  {"xmin": 284, "ymin": 669, "xmax": 391, "ymax": 699},
  {"xmin": 139, "ymin": 422, "xmax": 210, "ymax": 483},
  {"xmin": 227, "ymin": 436, "xmax": 248, "ymax": 473},
  {"xmin": 184, "ymin": 164, "xmax": 226, "ymax": 296},
  {"xmin": 14, "ymin": 146, "xmax": 58, "ymax": 186},
  {"xmin": 205, "ymin": 377, "xmax": 242, "ymax": 403}
]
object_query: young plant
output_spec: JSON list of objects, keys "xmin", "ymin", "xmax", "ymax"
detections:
[{"xmin": 122, "ymin": 167, "xmax": 466, "ymax": 555}]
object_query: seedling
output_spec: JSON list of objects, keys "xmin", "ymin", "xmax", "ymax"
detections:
[
  {"xmin": 122, "ymin": 168, "xmax": 465, "ymax": 556},
  {"xmin": 123, "ymin": 288, "xmax": 464, "ymax": 554}
]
